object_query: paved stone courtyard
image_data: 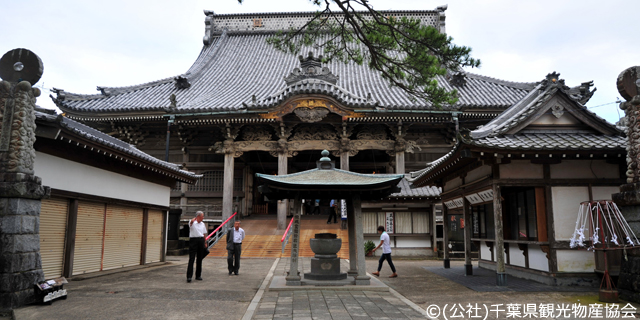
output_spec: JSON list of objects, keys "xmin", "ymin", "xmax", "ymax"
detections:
[
  {"xmin": 254, "ymin": 290, "xmax": 425, "ymax": 320},
  {"xmin": 10, "ymin": 256, "xmax": 640, "ymax": 320}
]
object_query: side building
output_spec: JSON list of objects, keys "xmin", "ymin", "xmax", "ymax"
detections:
[
  {"xmin": 34, "ymin": 108, "xmax": 198, "ymax": 279},
  {"xmin": 410, "ymin": 73, "xmax": 625, "ymax": 285}
]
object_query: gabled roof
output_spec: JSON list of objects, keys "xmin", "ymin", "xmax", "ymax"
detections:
[
  {"xmin": 409, "ymin": 73, "xmax": 626, "ymax": 187},
  {"xmin": 52, "ymin": 10, "xmax": 537, "ymax": 119},
  {"xmin": 388, "ymin": 177, "xmax": 441, "ymax": 198},
  {"xmin": 35, "ymin": 108, "xmax": 199, "ymax": 183}
]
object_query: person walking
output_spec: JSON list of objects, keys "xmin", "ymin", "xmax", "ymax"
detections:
[
  {"xmin": 310, "ymin": 199, "xmax": 320, "ymax": 215},
  {"xmin": 226, "ymin": 221, "xmax": 245, "ymax": 275},
  {"xmin": 327, "ymin": 199, "xmax": 338, "ymax": 224},
  {"xmin": 186, "ymin": 211, "xmax": 207, "ymax": 283},
  {"xmin": 371, "ymin": 225, "xmax": 397, "ymax": 278}
]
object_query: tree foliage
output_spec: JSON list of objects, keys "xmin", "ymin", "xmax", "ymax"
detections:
[{"xmin": 237, "ymin": 0, "xmax": 480, "ymax": 108}]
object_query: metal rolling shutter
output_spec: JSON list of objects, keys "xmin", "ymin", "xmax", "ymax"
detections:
[
  {"xmin": 146, "ymin": 210, "xmax": 163, "ymax": 263},
  {"xmin": 73, "ymin": 201, "xmax": 105, "ymax": 275},
  {"xmin": 39, "ymin": 198, "xmax": 68, "ymax": 279},
  {"xmin": 102, "ymin": 205, "xmax": 143, "ymax": 270}
]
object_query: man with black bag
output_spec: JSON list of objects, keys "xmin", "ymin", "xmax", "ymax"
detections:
[
  {"xmin": 186, "ymin": 211, "xmax": 207, "ymax": 283},
  {"xmin": 227, "ymin": 221, "xmax": 245, "ymax": 275}
]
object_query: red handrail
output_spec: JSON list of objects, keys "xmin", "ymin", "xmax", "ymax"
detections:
[
  {"xmin": 281, "ymin": 216, "xmax": 294, "ymax": 242},
  {"xmin": 205, "ymin": 212, "xmax": 237, "ymax": 241}
]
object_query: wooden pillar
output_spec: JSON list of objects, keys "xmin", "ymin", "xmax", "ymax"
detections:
[
  {"xmin": 340, "ymin": 151, "xmax": 350, "ymax": 171},
  {"xmin": 347, "ymin": 198, "xmax": 357, "ymax": 276},
  {"xmin": 493, "ymin": 184, "xmax": 507, "ymax": 286},
  {"xmin": 161, "ymin": 210, "xmax": 168, "ymax": 262},
  {"xmin": 463, "ymin": 197, "xmax": 473, "ymax": 275},
  {"xmin": 443, "ymin": 205, "xmax": 450, "ymax": 268},
  {"xmin": 286, "ymin": 196, "xmax": 302, "ymax": 285},
  {"xmin": 141, "ymin": 209, "xmax": 149, "ymax": 265},
  {"xmin": 353, "ymin": 195, "xmax": 370, "ymax": 285},
  {"xmin": 431, "ymin": 204, "xmax": 437, "ymax": 253},
  {"xmin": 63, "ymin": 199, "xmax": 78, "ymax": 278},
  {"xmin": 395, "ymin": 152, "xmax": 405, "ymax": 174},
  {"xmin": 277, "ymin": 153, "xmax": 288, "ymax": 229},
  {"xmin": 222, "ymin": 153, "xmax": 234, "ymax": 223}
]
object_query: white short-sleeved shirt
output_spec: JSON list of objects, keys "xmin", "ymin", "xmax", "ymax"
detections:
[
  {"xmin": 380, "ymin": 231, "xmax": 391, "ymax": 254},
  {"xmin": 189, "ymin": 221, "xmax": 207, "ymax": 238}
]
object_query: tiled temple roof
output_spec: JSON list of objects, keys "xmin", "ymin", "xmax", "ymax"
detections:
[
  {"xmin": 53, "ymin": 11, "xmax": 537, "ymax": 117},
  {"xmin": 35, "ymin": 109, "xmax": 199, "ymax": 183},
  {"xmin": 389, "ymin": 177, "xmax": 441, "ymax": 198},
  {"xmin": 409, "ymin": 73, "xmax": 626, "ymax": 186}
]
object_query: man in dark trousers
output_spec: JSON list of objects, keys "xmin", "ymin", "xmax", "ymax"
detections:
[
  {"xmin": 371, "ymin": 225, "xmax": 397, "ymax": 278},
  {"xmin": 186, "ymin": 211, "xmax": 207, "ymax": 283},
  {"xmin": 327, "ymin": 199, "xmax": 338, "ymax": 224},
  {"xmin": 226, "ymin": 221, "xmax": 245, "ymax": 275}
]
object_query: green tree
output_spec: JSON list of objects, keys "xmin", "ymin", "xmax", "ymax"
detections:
[{"xmin": 237, "ymin": 0, "xmax": 480, "ymax": 108}]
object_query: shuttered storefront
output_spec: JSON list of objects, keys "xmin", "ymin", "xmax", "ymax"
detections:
[
  {"xmin": 73, "ymin": 201, "xmax": 105, "ymax": 275},
  {"xmin": 102, "ymin": 205, "xmax": 143, "ymax": 270},
  {"xmin": 39, "ymin": 198, "xmax": 69, "ymax": 279},
  {"xmin": 146, "ymin": 210, "xmax": 163, "ymax": 263}
]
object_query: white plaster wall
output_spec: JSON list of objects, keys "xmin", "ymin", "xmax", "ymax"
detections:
[
  {"xmin": 466, "ymin": 165, "xmax": 491, "ymax": 184},
  {"xmin": 591, "ymin": 186, "xmax": 621, "ymax": 201},
  {"xmin": 556, "ymin": 249, "xmax": 595, "ymax": 272},
  {"xmin": 509, "ymin": 246, "xmax": 526, "ymax": 267},
  {"xmin": 480, "ymin": 241, "xmax": 492, "ymax": 261},
  {"xmin": 528, "ymin": 245, "xmax": 549, "ymax": 272},
  {"xmin": 550, "ymin": 160, "xmax": 619, "ymax": 179},
  {"xmin": 34, "ymin": 152, "xmax": 170, "ymax": 207},
  {"xmin": 552, "ymin": 187, "xmax": 589, "ymax": 240},
  {"xmin": 395, "ymin": 237, "xmax": 430, "ymax": 248},
  {"xmin": 443, "ymin": 177, "xmax": 462, "ymax": 192},
  {"xmin": 500, "ymin": 161, "xmax": 543, "ymax": 179},
  {"xmin": 530, "ymin": 113, "xmax": 580, "ymax": 126}
]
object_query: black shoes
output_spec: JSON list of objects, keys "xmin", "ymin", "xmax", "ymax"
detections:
[
  {"xmin": 196, "ymin": 277, "xmax": 203, "ymax": 281},
  {"xmin": 229, "ymin": 272, "xmax": 233, "ymax": 275},
  {"xmin": 234, "ymin": 272, "xmax": 238, "ymax": 275},
  {"xmin": 187, "ymin": 278, "xmax": 192, "ymax": 283}
]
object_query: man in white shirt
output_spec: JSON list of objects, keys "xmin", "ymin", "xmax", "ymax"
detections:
[
  {"xmin": 226, "ymin": 221, "xmax": 245, "ymax": 275},
  {"xmin": 371, "ymin": 225, "xmax": 397, "ymax": 278},
  {"xmin": 186, "ymin": 211, "xmax": 207, "ymax": 283}
]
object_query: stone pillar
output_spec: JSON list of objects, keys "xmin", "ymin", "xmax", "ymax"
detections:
[
  {"xmin": 340, "ymin": 151, "xmax": 349, "ymax": 171},
  {"xmin": 277, "ymin": 152, "xmax": 287, "ymax": 230},
  {"xmin": 612, "ymin": 67, "xmax": 640, "ymax": 302},
  {"xmin": 346, "ymin": 198, "xmax": 357, "ymax": 276},
  {"xmin": 352, "ymin": 195, "xmax": 370, "ymax": 285},
  {"xmin": 493, "ymin": 184, "xmax": 506, "ymax": 286},
  {"xmin": 222, "ymin": 152, "xmax": 234, "ymax": 223},
  {"xmin": 0, "ymin": 78, "xmax": 50, "ymax": 310},
  {"xmin": 395, "ymin": 151, "xmax": 405, "ymax": 174},
  {"xmin": 286, "ymin": 197, "xmax": 302, "ymax": 286},
  {"xmin": 463, "ymin": 197, "xmax": 473, "ymax": 275},
  {"xmin": 442, "ymin": 205, "xmax": 450, "ymax": 268}
]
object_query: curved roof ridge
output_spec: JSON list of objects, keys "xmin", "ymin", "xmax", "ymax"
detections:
[
  {"xmin": 185, "ymin": 30, "xmax": 228, "ymax": 81},
  {"xmin": 245, "ymin": 78, "xmax": 376, "ymax": 109}
]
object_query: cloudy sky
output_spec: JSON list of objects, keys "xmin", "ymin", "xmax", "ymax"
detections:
[{"xmin": 1, "ymin": 0, "xmax": 637, "ymax": 124}]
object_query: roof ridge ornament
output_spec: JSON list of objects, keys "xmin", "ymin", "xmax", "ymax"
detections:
[
  {"xmin": 174, "ymin": 76, "xmax": 191, "ymax": 89},
  {"xmin": 284, "ymin": 51, "xmax": 338, "ymax": 86}
]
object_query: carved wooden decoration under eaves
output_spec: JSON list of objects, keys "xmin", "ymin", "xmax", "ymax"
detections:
[
  {"xmin": 259, "ymin": 98, "xmax": 364, "ymax": 120},
  {"xmin": 290, "ymin": 124, "xmax": 338, "ymax": 141},
  {"xmin": 241, "ymin": 125, "xmax": 273, "ymax": 141}
]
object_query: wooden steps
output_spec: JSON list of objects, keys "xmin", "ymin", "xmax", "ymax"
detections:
[{"xmin": 206, "ymin": 216, "xmax": 350, "ymax": 259}]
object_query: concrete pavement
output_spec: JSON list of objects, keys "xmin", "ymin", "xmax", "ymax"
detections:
[{"xmin": 10, "ymin": 257, "xmax": 640, "ymax": 320}]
